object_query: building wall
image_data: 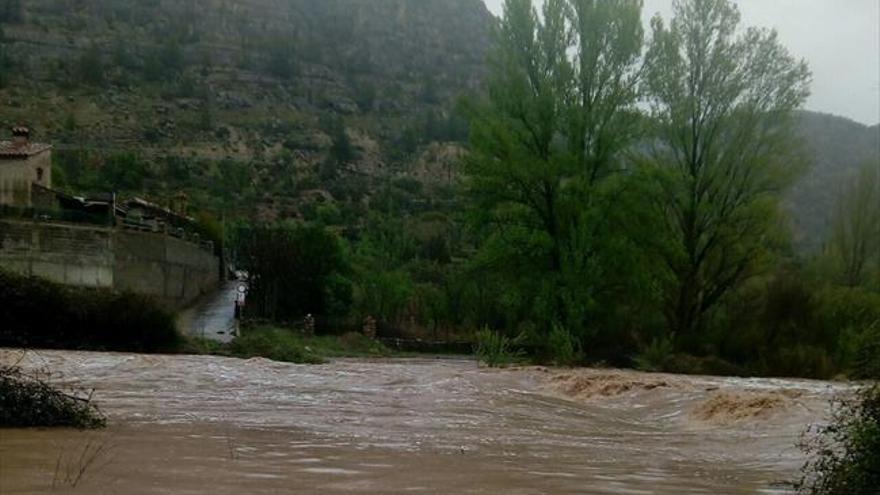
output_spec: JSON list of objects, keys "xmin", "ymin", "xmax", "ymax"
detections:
[
  {"xmin": 0, "ymin": 150, "xmax": 52, "ymax": 207},
  {"xmin": 0, "ymin": 219, "xmax": 219, "ymax": 308},
  {"xmin": 0, "ymin": 220, "xmax": 114, "ymax": 287},
  {"xmin": 29, "ymin": 152, "xmax": 52, "ymax": 190},
  {"xmin": 0, "ymin": 159, "xmax": 33, "ymax": 206}
]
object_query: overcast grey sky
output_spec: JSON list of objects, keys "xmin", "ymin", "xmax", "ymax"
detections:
[{"xmin": 482, "ymin": 0, "xmax": 880, "ymax": 125}]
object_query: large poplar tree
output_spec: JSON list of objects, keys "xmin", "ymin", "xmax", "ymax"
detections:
[
  {"xmin": 642, "ymin": 0, "xmax": 811, "ymax": 348},
  {"xmin": 465, "ymin": 0, "xmax": 644, "ymax": 336}
]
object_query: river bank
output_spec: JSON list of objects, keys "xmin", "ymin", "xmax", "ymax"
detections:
[{"xmin": 0, "ymin": 349, "xmax": 849, "ymax": 494}]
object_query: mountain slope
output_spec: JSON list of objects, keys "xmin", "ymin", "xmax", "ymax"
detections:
[
  {"xmin": 0, "ymin": 0, "xmax": 492, "ymax": 216},
  {"xmin": 790, "ymin": 111, "xmax": 880, "ymax": 251}
]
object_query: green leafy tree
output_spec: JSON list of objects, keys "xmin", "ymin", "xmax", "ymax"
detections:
[
  {"xmin": 829, "ymin": 163, "xmax": 880, "ymax": 288},
  {"xmin": 99, "ymin": 153, "xmax": 149, "ymax": 191},
  {"xmin": 642, "ymin": 0, "xmax": 811, "ymax": 349},
  {"xmin": 326, "ymin": 117, "xmax": 356, "ymax": 165},
  {"xmin": 466, "ymin": 0, "xmax": 644, "ymax": 336},
  {"xmin": 355, "ymin": 270, "xmax": 413, "ymax": 327},
  {"xmin": 234, "ymin": 223, "xmax": 352, "ymax": 322}
]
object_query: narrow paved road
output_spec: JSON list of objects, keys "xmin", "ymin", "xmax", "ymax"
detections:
[{"xmin": 177, "ymin": 282, "xmax": 238, "ymax": 343}]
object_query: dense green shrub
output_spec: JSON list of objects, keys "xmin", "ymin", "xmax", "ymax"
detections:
[
  {"xmin": 772, "ymin": 345, "xmax": 836, "ymax": 379},
  {"xmin": 0, "ymin": 365, "xmax": 105, "ymax": 428},
  {"xmin": 815, "ymin": 287, "xmax": 880, "ymax": 340},
  {"xmin": 634, "ymin": 335, "xmax": 675, "ymax": 372},
  {"xmin": 323, "ymin": 332, "xmax": 390, "ymax": 357},
  {"xmin": 547, "ymin": 324, "xmax": 580, "ymax": 367},
  {"xmin": 817, "ymin": 287, "xmax": 880, "ymax": 378},
  {"xmin": 717, "ymin": 272, "xmax": 880, "ymax": 379},
  {"xmin": 851, "ymin": 323, "xmax": 880, "ymax": 379},
  {"xmin": 663, "ymin": 354, "xmax": 747, "ymax": 377},
  {"xmin": 474, "ymin": 327, "xmax": 522, "ymax": 368},
  {"xmin": 232, "ymin": 223, "xmax": 353, "ymax": 322},
  {"xmin": 799, "ymin": 386, "xmax": 880, "ymax": 495},
  {"xmin": 0, "ymin": 270, "xmax": 180, "ymax": 353}
]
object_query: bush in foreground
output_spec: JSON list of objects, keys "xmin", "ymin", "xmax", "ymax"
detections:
[
  {"xmin": 798, "ymin": 385, "xmax": 880, "ymax": 494},
  {"xmin": 0, "ymin": 365, "xmax": 105, "ymax": 429}
]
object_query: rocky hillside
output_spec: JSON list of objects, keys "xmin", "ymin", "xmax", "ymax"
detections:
[{"xmin": 0, "ymin": 0, "xmax": 492, "ymax": 217}]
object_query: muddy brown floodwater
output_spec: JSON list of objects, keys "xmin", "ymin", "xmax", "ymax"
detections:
[{"xmin": 0, "ymin": 350, "xmax": 848, "ymax": 494}]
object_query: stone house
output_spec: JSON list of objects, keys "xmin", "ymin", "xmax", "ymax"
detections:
[{"xmin": 0, "ymin": 127, "xmax": 53, "ymax": 207}]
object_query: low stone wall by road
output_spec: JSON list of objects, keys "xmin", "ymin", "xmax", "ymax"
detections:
[{"xmin": 0, "ymin": 219, "xmax": 219, "ymax": 309}]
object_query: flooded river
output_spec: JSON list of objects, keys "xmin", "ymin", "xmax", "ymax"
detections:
[{"xmin": 0, "ymin": 350, "xmax": 845, "ymax": 494}]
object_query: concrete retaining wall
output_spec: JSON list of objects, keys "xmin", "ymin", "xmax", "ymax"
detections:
[{"xmin": 0, "ymin": 219, "xmax": 219, "ymax": 308}]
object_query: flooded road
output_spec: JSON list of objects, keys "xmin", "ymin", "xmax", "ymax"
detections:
[
  {"xmin": 0, "ymin": 350, "xmax": 845, "ymax": 494},
  {"xmin": 176, "ymin": 283, "xmax": 238, "ymax": 343}
]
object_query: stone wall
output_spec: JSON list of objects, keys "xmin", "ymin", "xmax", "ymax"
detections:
[
  {"xmin": 114, "ymin": 229, "xmax": 220, "ymax": 307},
  {"xmin": 0, "ymin": 152, "xmax": 52, "ymax": 207},
  {"xmin": 0, "ymin": 159, "xmax": 33, "ymax": 206},
  {"xmin": 0, "ymin": 219, "xmax": 219, "ymax": 308}
]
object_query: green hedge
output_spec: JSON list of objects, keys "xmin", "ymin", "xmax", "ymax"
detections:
[{"xmin": 0, "ymin": 270, "xmax": 180, "ymax": 353}]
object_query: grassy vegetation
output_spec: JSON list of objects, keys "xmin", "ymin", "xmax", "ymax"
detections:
[
  {"xmin": 0, "ymin": 365, "xmax": 105, "ymax": 429},
  {"xmin": 474, "ymin": 327, "xmax": 523, "ymax": 368},
  {"xmin": 183, "ymin": 326, "xmax": 392, "ymax": 365},
  {"xmin": 228, "ymin": 328, "xmax": 326, "ymax": 364}
]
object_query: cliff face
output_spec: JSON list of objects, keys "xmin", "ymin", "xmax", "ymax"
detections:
[{"xmin": 0, "ymin": 0, "xmax": 493, "ymax": 217}]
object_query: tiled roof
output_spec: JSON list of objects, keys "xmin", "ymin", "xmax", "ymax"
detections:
[{"xmin": 0, "ymin": 141, "xmax": 53, "ymax": 158}]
